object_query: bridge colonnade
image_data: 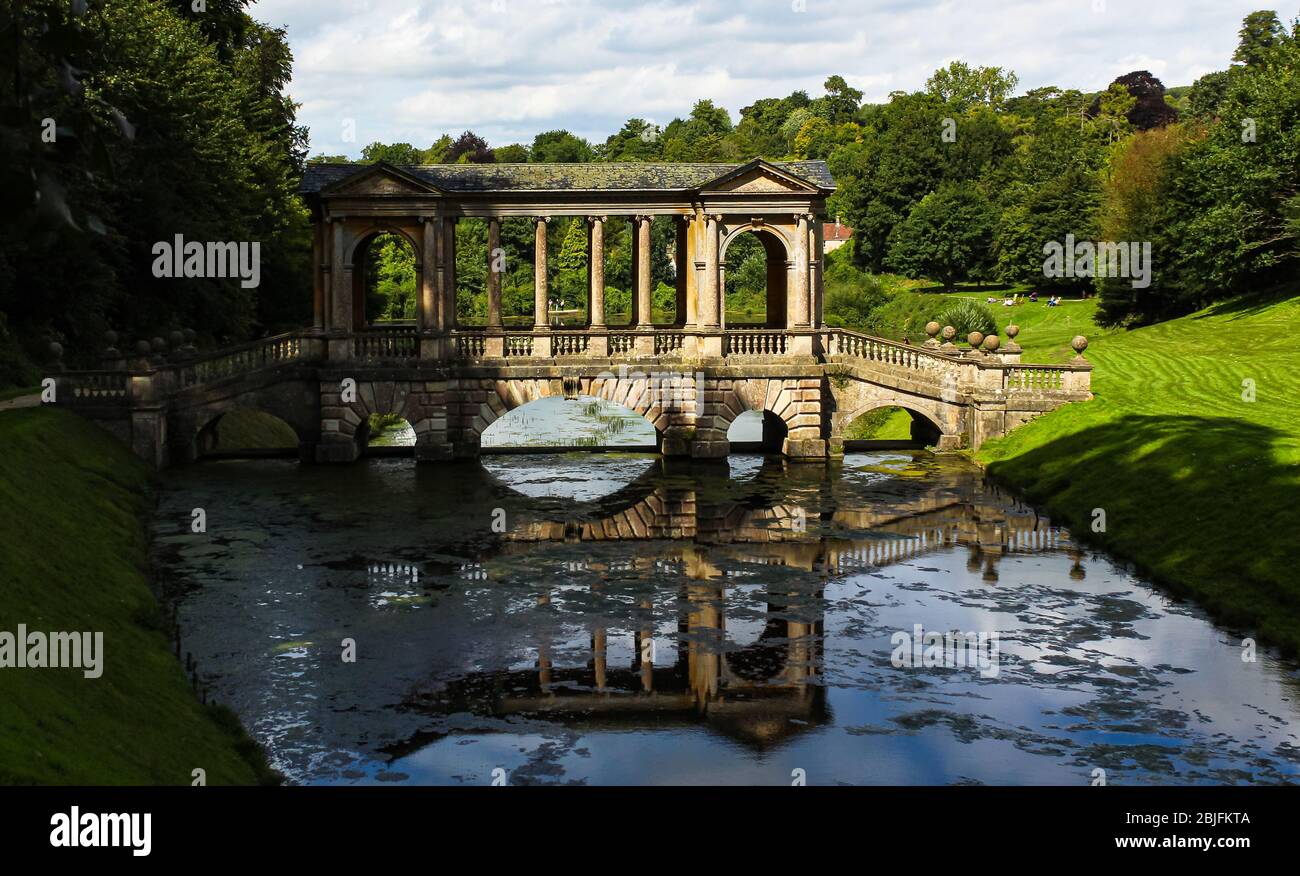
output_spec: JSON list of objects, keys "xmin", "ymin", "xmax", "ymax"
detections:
[{"xmin": 50, "ymin": 160, "xmax": 1093, "ymax": 468}]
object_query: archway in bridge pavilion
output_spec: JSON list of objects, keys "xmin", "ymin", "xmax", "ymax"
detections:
[
  {"xmin": 351, "ymin": 231, "xmax": 417, "ymax": 328},
  {"xmin": 722, "ymin": 228, "xmax": 789, "ymax": 329}
]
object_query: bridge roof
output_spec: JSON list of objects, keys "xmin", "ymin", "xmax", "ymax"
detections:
[{"xmin": 299, "ymin": 159, "xmax": 835, "ymax": 195}]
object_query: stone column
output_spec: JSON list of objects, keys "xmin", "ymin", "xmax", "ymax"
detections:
[
  {"xmin": 487, "ymin": 217, "xmax": 503, "ymax": 329},
  {"xmin": 443, "ymin": 217, "xmax": 457, "ymax": 330},
  {"xmin": 587, "ymin": 216, "xmax": 608, "ymax": 357},
  {"xmin": 311, "ymin": 220, "xmax": 324, "ymax": 329},
  {"xmin": 331, "ymin": 219, "xmax": 347, "ymax": 331},
  {"xmin": 588, "ymin": 216, "xmax": 605, "ymax": 328},
  {"xmin": 635, "ymin": 215, "xmax": 652, "ymax": 329},
  {"xmin": 419, "ymin": 217, "xmax": 437, "ymax": 333},
  {"xmin": 674, "ymin": 217, "xmax": 689, "ymax": 327},
  {"xmin": 533, "ymin": 216, "xmax": 549, "ymax": 330},
  {"xmin": 793, "ymin": 213, "xmax": 811, "ymax": 328},
  {"xmin": 694, "ymin": 214, "xmax": 722, "ymax": 357},
  {"xmin": 812, "ymin": 218, "xmax": 825, "ymax": 330}
]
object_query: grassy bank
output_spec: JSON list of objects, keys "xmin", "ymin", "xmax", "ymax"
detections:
[
  {"xmin": 977, "ymin": 289, "xmax": 1300, "ymax": 652},
  {"xmin": 0, "ymin": 407, "xmax": 275, "ymax": 784}
]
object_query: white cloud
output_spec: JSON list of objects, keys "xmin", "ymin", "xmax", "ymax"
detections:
[{"xmin": 247, "ymin": 0, "xmax": 1268, "ymax": 157}]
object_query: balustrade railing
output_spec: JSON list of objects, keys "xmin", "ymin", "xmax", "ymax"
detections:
[
  {"xmin": 454, "ymin": 331, "xmax": 485, "ymax": 358},
  {"xmin": 654, "ymin": 331, "xmax": 684, "ymax": 355},
  {"xmin": 552, "ymin": 333, "xmax": 589, "ymax": 356},
  {"xmin": 724, "ymin": 330, "xmax": 787, "ymax": 356},
  {"xmin": 353, "ymin": 325, "xmax": 418, "ymax": 360},
  {"xmin": 609, "ymin": 333, "xmax": 636, "ymax": 355},
  {"xmin": 1003, "ymin": 365, "xmax": 1066, "ymax": 391},
  {"xmin": 178, "ymin": 332, "xmax": 307, "ymax": 387},
  {"xmin": 504, "ymin": 334, "xmax": 534, "ymax": 357},
  {"xmin": 821, "ymin": 329, "xmax": 954, "ymax": 369}
]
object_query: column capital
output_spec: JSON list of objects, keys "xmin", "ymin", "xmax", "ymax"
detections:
[
  {"xmin": 587, "ymin": 215, "xmax": 607, "ymax": 224},
  {"xmin": 532, "ymin": 215, "xmax": 551, "ymax": 225}
]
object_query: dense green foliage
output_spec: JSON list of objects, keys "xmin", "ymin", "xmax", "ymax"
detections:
[{"xmin": 1, "ymin": 0, "xmax": 310, "ymax": 382}]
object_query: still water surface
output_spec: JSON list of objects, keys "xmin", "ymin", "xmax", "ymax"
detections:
[{"xmin": 153, "ymin": 413, "xmax": 1300, "ymax": 785}]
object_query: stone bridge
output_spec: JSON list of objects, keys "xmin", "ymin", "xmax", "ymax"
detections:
[{"xmin": 50, "ymin": 158, "xmax": 1091, "ymax": 467}]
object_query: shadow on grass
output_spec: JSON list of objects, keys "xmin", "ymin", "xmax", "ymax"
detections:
[
  {"xmin": 1192, "ymin": 284, "xmax": 1298, "ymax": 321},
  {"xmin": 984, "ymin": 413, "xmax": 1300, "ymax": 653}
]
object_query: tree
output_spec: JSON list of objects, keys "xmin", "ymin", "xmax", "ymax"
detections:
[
  {"xmin": 602, "ymin": 118, "xmax": 662, "ymax": 161},
  {"xmin": 530, "ymin": 130, "xmax": 593, "ymax": 163},
  {"xmin": 1088, "ymin": 71, "xmax": 1177, "ymax": 130},
  {"xmin": 361, "ymin": 142, "xmax": 421, "ymax": 164},
  {"xmin": 820, "ymin": 75, "xmax": 863, "ymax": 124},
  {"xmin": 447, "ymin": 131, "xmax": 494, "ymax": 163},
  {"xmin": 925, "ymin": 61, "xmax": 1019, "ymax": 112},
  {"xmin": 885, "ymin": 182, "xmax": 996, "ymax": 290},
  {"xmin": 493, "ymin": 143, "xmax": 530, "ymax": 163},
  {"xmin": 1234, "ymin": 10, "xmax": 1286, "ymax": 66}
]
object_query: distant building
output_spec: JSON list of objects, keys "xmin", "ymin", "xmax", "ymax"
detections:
[{"xmin": 823, "ymin": 217, "xmax": 853, "ymax": 253}]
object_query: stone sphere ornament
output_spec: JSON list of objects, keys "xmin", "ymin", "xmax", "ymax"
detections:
[
  {"xmin": 151, "ymin": 336, "xmax": 167, "ymax": 352},
  {"xmin": 169, "ymin": 330, "xmax": 184, "ymax": 349},
  {"xmin": 1006, "ymin": 325, "xmax": 1019, "ymax": 339},
  {"xmin": 942, "ymin": 325, "xmax": 957, "ymax": 342},
  {"xmin": 967, "ymin": 331, "xmax": 984, "ymax": 349},
  {"xmin": 1071, "ymin": 335, "xmax": 1089, "ymax": 354},
  {"xmin": 136, "ymin": 340, "xmax": 152, "ymax": 356},
  {"xmin": 925, "ymin": 321, "xmax": 941, "ymax": 337},
  {"xmin": 982, "ymin": 335, "xmax": 1000, "ymax": 352},
  {"xmin": 104, "ymin": 330, "xmax": 119, "ymax": 347},
  {"xmin": 48, "ymin": 342, "xmax": 64, "ymax": 360}
]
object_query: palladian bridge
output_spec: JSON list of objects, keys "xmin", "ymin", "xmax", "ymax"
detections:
[{"xmin": 52, "ymin": 159, "xmax": 1092, "ymax": 468}]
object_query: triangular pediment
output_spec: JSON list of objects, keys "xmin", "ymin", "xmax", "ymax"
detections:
[
  {"xmin": 699, "ymin": 160, "xmax": 819, "ymax": 194},
  {"xmin": 321, "ymin": 162, "xmax": 441, "ymax": 196}
]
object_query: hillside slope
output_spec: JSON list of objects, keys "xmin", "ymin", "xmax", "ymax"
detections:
[
  {"xmin": 978, "ymin": 291, "xmax": 1300, "ymax": 651},
  {"xmin": 0, "ymin": 408, "xmax": 273, "ymax": 784}
]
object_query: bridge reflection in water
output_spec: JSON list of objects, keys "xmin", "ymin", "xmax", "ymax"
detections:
[{"xmin": 368, "ymin": 453, "xmax": 1071, "ymax": 756}]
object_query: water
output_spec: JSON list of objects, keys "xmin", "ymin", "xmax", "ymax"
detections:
[{"xmin": 152, "ymin": 440, "xmax": 1300, "ymax": 786}]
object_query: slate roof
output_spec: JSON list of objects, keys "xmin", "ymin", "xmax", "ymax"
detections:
[{"xmin": 299, "ymin": 160, "xmax": 835, "ymax": 195}]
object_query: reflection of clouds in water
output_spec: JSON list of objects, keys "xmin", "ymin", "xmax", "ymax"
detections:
[
  {"xmin": 480, "ymin": 454, "xmax": 656, "ymax": 502},
  {"xmin": 726, "ymin": 455, "xmax": 765, "ymax": 481},
  {"xmin": 482, "ymin": 396, "xmax": 656, "ymax": 448}
]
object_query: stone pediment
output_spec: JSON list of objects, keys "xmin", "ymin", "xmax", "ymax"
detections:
[
  {"xmin": 699, "ymin": 160, "xmax": 820, "ymax": 195},
  {"xmin": 322, "ymin": 162, "xmax": 441, "ymax": 197}
]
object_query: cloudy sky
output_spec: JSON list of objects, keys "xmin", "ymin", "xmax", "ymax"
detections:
[{"xmin": 248, "ymin": 0, "xmax": 1280, "ymax": 158}]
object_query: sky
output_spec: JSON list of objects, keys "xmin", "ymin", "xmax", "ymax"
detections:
[{"xmin": 247, "ymin": 0, "xmax": 1285, "ymax": 159}]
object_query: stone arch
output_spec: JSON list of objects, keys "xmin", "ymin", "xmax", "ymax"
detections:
[
  {"xmin": 461, "ymin": 376, "xmax": 671, "ymax": 449},
  {"xmin": 173, "ymin": 379, "xmax": 322, "ymax": 464},
  {"xmin": 333, "ymin": 379, "xmax": 430, "ymax": 456},
  {"xmin": 718, "ymin": 225, "xmax": 792, "ymax": 330},
  {"xmin": 838, "ymin": 399, "xmax": 950, "ymax": 446},
  {"xmin": 191, "ymin": 406, "xmax": 302, "ymax": 457},
  {"xmin": 346, "ymin": 224, "xmax": 423, "ymax": 328},
  {"xmin": 712, "ymin": 377, "xmax": 802, "ymax": 435}
]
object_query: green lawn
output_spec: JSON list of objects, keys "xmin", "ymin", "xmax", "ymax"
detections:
[
  {"xmin": 0, "ymin": 407, "xmax": 276, "ymax": 784},
  {"xmin": 211, "ymin": 407, "xmax": 299, "ymax": 451},
  {"xmin": 977, "ymin": 289, "xmax": 1300, "ymax": 652}
]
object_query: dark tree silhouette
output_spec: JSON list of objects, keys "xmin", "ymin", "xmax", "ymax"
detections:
[
  {"xmin": 446, "ymin": 131, "xmax": 495, "ymax": 164},
  {"xmin": 1088, "ymin": 70, "xmax": 1178, "ymax": 129}
]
